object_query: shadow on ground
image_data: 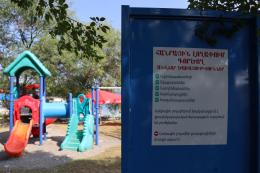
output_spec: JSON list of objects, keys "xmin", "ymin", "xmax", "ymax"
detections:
[
  {"xmin": 0, "ymin": 131, "xmax": 8, "ymax": 161},
  {"xmin": 0, "ymin": 131, "xmax": 66, "ymax": 164},
  {"xmin": 0, "ymin": 131, "xmax": 9, "ymax": 144},
  {"xmin": 0, "ymin": 155, "xmax": 120, "ymax": 173},
  {"xmin": 100, "ymin": 121, "xmax": 121, "ymax": 126},
  {"xmin": 49, "ymin": 136, "xmax": 64, "ymax": 146},
  {"xmin": 0, "ymin": 126, "xmax": 65, "ymax": 143},
  {"xmin": 27, "ymin": 135, "xmax": 64, "ymax": 147},
  {"xmin": 100, "ymin": 132, "xmax": 121, "ymax": 140},
  {"xmin": 0, "ymin": 150, "xmax": 73, "ymax": 172}
]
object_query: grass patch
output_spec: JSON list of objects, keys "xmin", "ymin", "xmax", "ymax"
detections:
[{"xmin": 99, "ymin": 121, "xmax": 121, "ymax": 139}]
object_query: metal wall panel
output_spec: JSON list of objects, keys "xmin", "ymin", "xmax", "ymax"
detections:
[{"xmin": 122, "ymin": 6, "xmax": 258, "ymax": 173}]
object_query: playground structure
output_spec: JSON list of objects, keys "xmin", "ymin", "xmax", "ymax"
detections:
[{"xmin": 1, "ymin": 51, "xmax": 96, "ymax": 156}]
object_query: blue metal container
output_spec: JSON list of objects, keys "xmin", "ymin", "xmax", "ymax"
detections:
[{"xmin": 122, "ymin": 6, "xmax": 259, "ymax": 173}]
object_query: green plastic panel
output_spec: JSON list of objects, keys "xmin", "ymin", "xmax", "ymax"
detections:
[
  {"xmin": 4, "ymin": 50, "xmax": 51, "ymax": 77},
  {"xmin": 61, "ymin": 94, "xmax": 94, "ymax": 152}
]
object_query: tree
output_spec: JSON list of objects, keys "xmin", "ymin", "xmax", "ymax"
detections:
[
  {"xmin": 10, "ymin": 0, "xmax": 109, "ymax": 60},
  {"xmin": 0, "ymin": 0, "xmax": 119, "ymax": 97},
  {"xmin": 188, "ymin": 0, "xmax": 259, "ymax": 14},
  {"xmin": 0, "ymin": 0, "xmax": 113, "ymax": 88},
  {"xmin": 94, "ymin": 26, "xmax": 121, "ymax": 87},
  {"xmin": 31, "ymin": 25, "xmax": 120, "ymax": 97},
  {"xmin": 0, "ymin": 0, "xmax": 53, "ymax": 87},
  {"xmin": 0, "ymin": 0, "xmax": 51, "ymax": 58}
]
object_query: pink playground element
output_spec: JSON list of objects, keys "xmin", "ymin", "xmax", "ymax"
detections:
[
  {"xmin": 24, "ymin": 84, "xmax": 40, "ymax": 90},
  {"xmin": 86, "ymin": 90, "xmax": 121, "ymax": 104}
]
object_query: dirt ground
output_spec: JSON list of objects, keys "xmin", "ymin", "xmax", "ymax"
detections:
[{"xmin": 0, "ymin": 121, "xmax": 121, "ymax": 173}]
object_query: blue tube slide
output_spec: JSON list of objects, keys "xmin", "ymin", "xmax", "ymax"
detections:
[{"xmin": 42, "ymin": 99, "xmax": 70, "ymax": 118}]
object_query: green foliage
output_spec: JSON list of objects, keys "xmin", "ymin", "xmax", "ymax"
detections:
[
  {"xmin": 10, "ymin": 0, "xmax": 110, "ymax": 60},
  {"xmin": 95, "ymin": 26, "xmax": 121, "ymax": 87},
  {"xmin": 0, "ymin": 0, "xmax": 119, "ymax": 97},
  {"xmin": 31, "ymin": 26, "xmax": 120, "ymax": 97},
  {"xmin": 0, "ymin": 0, "xmax": 50, "ymax": 86},
  {"xmin": 188, "ymin": 0, "xmax": 260, "ymax": 14},
  {"xmin": 0, "ymin": 0, "xmax": 48, "ymax": 58}
]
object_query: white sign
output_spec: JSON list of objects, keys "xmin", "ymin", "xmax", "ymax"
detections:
[{"xmin": 152, "ymin": 47, "xmax": 228, "ymax": 145}]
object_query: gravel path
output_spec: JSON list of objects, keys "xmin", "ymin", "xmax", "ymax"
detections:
[{"xmin": 0, "ymin": 124, "xmax": 121, "ymax": 170}]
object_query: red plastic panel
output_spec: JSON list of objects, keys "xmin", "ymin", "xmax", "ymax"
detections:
[{"xmin": 14, "ymin": 96, "xmax": 40, "ymax": 125}]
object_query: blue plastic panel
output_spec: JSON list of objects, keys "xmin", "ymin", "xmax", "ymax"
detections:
[
  {"xmin": 43, "ymin": 102, "xmax": 68, "ymax": 118},
  {"xmin": 122, "ymin": 6, "xmax": 259, "ymax": 173}
]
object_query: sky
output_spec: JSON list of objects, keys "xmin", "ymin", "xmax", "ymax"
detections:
[{"xmin": 70, "ymin": 0, "xmax": 188, "ymax": 30}]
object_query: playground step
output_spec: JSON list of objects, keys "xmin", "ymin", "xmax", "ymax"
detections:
[
  {"xmin": 69, "ymin": 137, "xmax": 81, "ymax": 143},
  {"xmin": 70, "ymin": 134, "xmax": 83, "ymax": 140},
  {"xmin": 62, "ymin": 145, "xmax": 79, "ymax": 151},
  {"xmin": 66, "ymin": 142, "xmax": 80, "ymax": 148},
  {"xmin": 63, "ymin": 137, "xmax": 81, "ymax": 150}
]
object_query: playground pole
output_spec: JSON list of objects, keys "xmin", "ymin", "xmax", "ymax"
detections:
[
  {"xmin": 43, "ymin": 77, "xmax": 46, "ymax": 96},
  {"xmin": 9, "ymin": 76, "xmax": 14, "ymax": 132},
  {"xmin": 16, "ymin": 76, "xmax": 20, "ymax": 97},
  {"xmin": 69, "ymin": 93, "xmax": 72, "ymax": 116},
  {"xmin": 43, "ymin": 77, "xmax": 47, "ymax": 141},
  {"xmin": 95, "ymin": 83, "xmax": 99, "ymax": 145},
  {"xmin": 91, "ymin": 86, "xmax": 95, "ymax": 116},
  {"xmin": 39, "ymin": 76, "xmax": 44, "ymax": 145}
]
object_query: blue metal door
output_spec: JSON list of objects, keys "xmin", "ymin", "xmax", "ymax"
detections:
[{"xmin": 122, "ymin": 6, "xmax": 259, "ymax": 173}]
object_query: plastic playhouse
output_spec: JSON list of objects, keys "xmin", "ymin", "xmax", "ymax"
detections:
[{"xmin": 2, "ymin": 51, "xmax": 95, "ymax": 157}]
